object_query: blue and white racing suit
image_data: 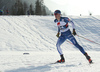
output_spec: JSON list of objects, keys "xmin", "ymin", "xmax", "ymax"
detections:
[{"xmin": 54, "ymin": 17, "xmax": 86, "ymax": 55}]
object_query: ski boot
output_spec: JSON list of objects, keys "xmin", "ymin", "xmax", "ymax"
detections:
[
  {"xmin": 57, "ymin": 55, "xmax": 65, "ymax": 63},
  {"xmin": 84, "ymin": 53, "xmax": 93, "ymax": 64}
]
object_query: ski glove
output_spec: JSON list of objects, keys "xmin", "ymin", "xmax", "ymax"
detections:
[
  {"xmin": 56, "ymin": 33, "xmax": 60, "ymax": 38},
  {"xmin": 73, "ymin": 29, "xmax": 77, "ymax": 36}
]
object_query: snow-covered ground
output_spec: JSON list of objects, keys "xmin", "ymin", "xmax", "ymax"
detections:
[
  {"xmin": 0, "ymin": 15, "xmax": 100, "ymax": 72},
  {"xmin": 0, "ymin": 51, "xmax": 100, "ymax": 72}
]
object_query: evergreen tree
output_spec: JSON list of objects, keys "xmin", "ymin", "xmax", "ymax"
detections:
[
  {"xmin": 10, "ymin": 0, "xmax": 51, "ymax": 15},
  {"xmin": 89, "ymin": 13, "xmax": 92, "ymax": 16},
  {"xmin": 24, "ymin": 2, "xmax": 28, "ymax": 15},
  {"xmin": 12, "ymin": 0, "xmax": 24, "ymax": 15},
  {"xmin": 35, "ymin": 0, "xmax": 42, "ymax": 15},
  {"xmin": 17, "ymin": 0, "xmax": 24, "ymax": 15},
  {"xmin": 11, "ymin": 1, "xmax": 18, "ymax": 15},
  {"xmin": 42, "ymin": 6, "xmax": 46, "ymax": 15},
  {"xmin": 30, "ymin": 4, "xmax": 34, "ymax": 15},
  {"xmin": 11, "ymin": 6, "xmax": 14, "ymax": 15},
  {"xmin": 40, "ymin": 0, "xmax": 47, "ymax": 15},
  {"xmin": 80, "ymin": 14, "xmax": 82, "ymax": 16}
]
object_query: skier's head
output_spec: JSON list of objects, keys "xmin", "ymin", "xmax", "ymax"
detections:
[
  {"xmin": 54, "ymin": 10, "xmax": 61, "ymax": 15},
  {"xmin": 54, "ymin": 10, "xmax": 61, "ymax": 19}
]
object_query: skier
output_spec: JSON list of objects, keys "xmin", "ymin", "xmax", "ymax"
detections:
[
  {"xmin": 6, "ymin": 9, "xmax": 9, "ymax": 15},
  {"xmin": 0, "ymin": 9, "xmax": 3, "ymax": 15},
  {"xmin": 27, "ymin": 10, "xmax": 30, "ymax": 16},
  {"xmin": 54, "ymin": 10, "xmax": 93, "ymax": 64}
]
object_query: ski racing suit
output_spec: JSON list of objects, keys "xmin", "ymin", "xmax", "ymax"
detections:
[{"xmin": 54, "ymin": 17, "xmax": 86, "ymax": 55}]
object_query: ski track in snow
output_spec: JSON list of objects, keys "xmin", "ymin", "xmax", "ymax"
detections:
[{"xmin": 0, "ymin": 15, "xmax": 100, "ymax": 72}]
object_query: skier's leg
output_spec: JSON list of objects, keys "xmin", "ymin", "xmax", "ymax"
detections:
[
  {"xmin": 68, "ymin": 34, "xmax": 92, "ymax": 63},
  {"xmin": 68, "ymin": 34, "xmax": 86, "ymax": 54},
  {"xmin": 56, "ymin": 36, "xmax": 66, "ymax": 55},
  {"xmin": 56, "ymin": 36, "xmax": 66, "ymax": 63}
]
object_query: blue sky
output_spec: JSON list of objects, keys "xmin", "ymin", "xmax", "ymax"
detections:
[{"xmin": 44, "ymin": 0, "xmax": 100, "ymax": 15}]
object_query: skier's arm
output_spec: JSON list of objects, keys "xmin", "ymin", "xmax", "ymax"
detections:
[
  {"xmin": 58, "ymin": 27, "xmax": 60, "ymax": 33},
  {"xmin": 56, "ymin": 27, "xmax": 60, "ymax": 37},
  {"xmin": 69, "ymin": 19, "xmax": 75, "ymax": 29},
  {"xmin": 54, "ymin": 19, "xmax": 60, "ymax": 37},
  {"xmin": 69, "ymin": 19, "xmax": 77, "ymax": 35},
  {"xmin": 64, "ymin": 17, "xmax": 75, "ymax": 29}
]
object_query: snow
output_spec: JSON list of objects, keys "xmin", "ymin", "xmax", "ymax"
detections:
[
  {"xmin": 0, "ymin": 15, "xmax": 100, "ymax": 72},
  {"xmin": 0, "ymin": 51, "xmax": 100, "ymax": 72}
]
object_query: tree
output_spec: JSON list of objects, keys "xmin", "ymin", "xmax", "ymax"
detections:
[
  {"xmin": 89, "ymin": 13, "xmax": 92, "ymax": 16},
  {"xmin": 10, "ymin": 0, "xmax": 51, "ymax": 15},
  {"xmin": 11, "ymin": 6, "xmax": 15, "ymax": 15},
  {"xmin": 11, "ymin": 0, "xmax": 24, "ymax": 15},
  {"xmin": 40, "ymin": 0, "xmax": 47, "ymax": 15},
  {"xmin": 11, "ymin": 2, "xmax": 18, "ymax": 15},
  {"xmin": 35, "ymin": 0, "xmax": 42, "ymax": 15},
  {"xmin": 17, "ymin": 0, "xmax": 24, "ymax": 15},
  {"xmin": 42, "ymin": 6, "xmax": 46, "ymax": 15},
  {"xmin": 35, "ymin": 0, "xmax": 48, "ymax": 15},
  {"xmin": 80, "ymin": 14, "xmax": 82, "ymax": 16},
  {"xmin": 24, "ymin": 2, "xmax": 28, "ymax": 15},
  {"xmin": 30, "ymin": 4, "xmax": 34, "ymax": 15}
]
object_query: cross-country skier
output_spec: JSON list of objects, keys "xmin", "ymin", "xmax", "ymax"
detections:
[
  {"xmin": 54, "ymin": 10, "xmax": 93, "ymax": 64},
  {"xmin": 0, "ymin": 9, "xmax": 3, "ymax": 15},
  {"xmin": 6, "ymin": 9, "xmax": 9, "ymax": 15},
  {"xmin": 27, "ymin": 10, "xmax": 30, "ymax": 16}
]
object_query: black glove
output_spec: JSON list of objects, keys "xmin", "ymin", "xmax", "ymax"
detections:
[
  {"xmin": 73, "ymin": 29, "xmax": 77, "ymax": 36},
  {"xmin": 56, "ymin": 33, "xmax": 60, "ymax": 37}
]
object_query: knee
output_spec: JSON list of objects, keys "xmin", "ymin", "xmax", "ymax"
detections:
[
  {"xmin": 56, "ymin": 43, "xmax": 59, "ymax": 47},
  {"xmin": 74, "ymin": 43, "xmax": 81, "ymax": 48},
  {"xmin": 56, "ymin": 42, "xmax": 60, "ymax": 48},
  {"xmin": 73, "ymin": 42, "xmax": 79, "ymax": 47}
]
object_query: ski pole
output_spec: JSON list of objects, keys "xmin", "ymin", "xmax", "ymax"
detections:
[
  {"xmin": 76, "ymin": 34, "xmax": 100, "ymax": 45},
  {"xmin": 66, "ymin": 40, "xmax": 73, "ymax": 45}
]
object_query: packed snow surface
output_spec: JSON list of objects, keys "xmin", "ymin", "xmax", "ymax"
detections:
[{"xmin": 0, "ymin": 15, "xmax": 100, "ymax": 72}]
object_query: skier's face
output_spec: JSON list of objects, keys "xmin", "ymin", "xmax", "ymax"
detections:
[{"xmin": 55, "ymin": 13, "xmax": 61, "ymax": 19}]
